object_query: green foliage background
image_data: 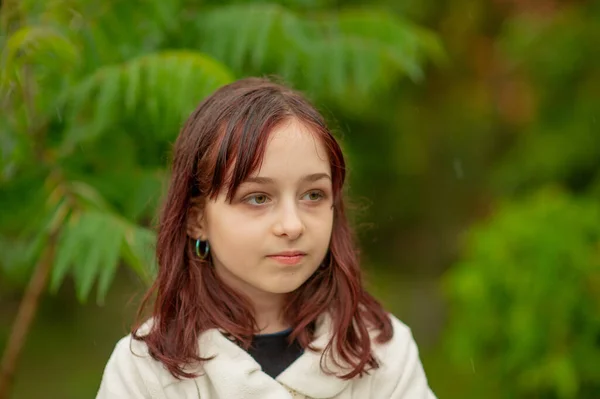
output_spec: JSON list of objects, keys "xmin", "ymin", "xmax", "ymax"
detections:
[{"xmin": 1, "ymin": 0, "xmax": 599, "ymax": 398}]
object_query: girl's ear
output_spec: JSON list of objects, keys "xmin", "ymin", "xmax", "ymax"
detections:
[{"xmin": 186, "ymin": 199, "xmax": 207, "ymax": 240}]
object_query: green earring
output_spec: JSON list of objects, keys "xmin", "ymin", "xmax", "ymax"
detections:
[{"xmin": 195, "ymin": 239, "xmax": 210, "ymax": 259}]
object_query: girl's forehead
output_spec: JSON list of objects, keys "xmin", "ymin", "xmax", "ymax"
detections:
[{"xmin": 257, "ymin": 120, "xmax": 330, "ymax": 176}]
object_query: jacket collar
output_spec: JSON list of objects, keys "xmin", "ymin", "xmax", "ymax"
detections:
[{"xmin": 194, "ymin": 313, "xmax": 351, "ymax": 398}]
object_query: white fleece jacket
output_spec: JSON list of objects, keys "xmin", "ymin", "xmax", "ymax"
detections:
[{"xmin": 96, "ymin": 314, "xmax": 436, "ymax": 399}]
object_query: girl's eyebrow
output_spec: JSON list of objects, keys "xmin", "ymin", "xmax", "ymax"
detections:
[{"xmin": 243, "ymin": 173, "xmax": 332, "ymax": 185}]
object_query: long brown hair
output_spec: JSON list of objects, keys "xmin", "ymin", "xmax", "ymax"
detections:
[{"xmin": 133, "ymin": 77, "xmax": 393, "ymax": 380}]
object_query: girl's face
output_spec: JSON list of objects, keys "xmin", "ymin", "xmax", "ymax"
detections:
[{"xmin": 191, "ymin": 118, "xmax": 334, "ymax": 303}]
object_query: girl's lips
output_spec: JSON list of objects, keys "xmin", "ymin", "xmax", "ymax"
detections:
[{"xmin": 267, "ymin": 254, "xmax": 306, "ymax": 265}]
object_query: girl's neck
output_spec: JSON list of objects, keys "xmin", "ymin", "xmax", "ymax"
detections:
[
  {"xmin": 255, "ymin": 313, "xmax": 290, "ymax": 334},
  {"xmin": 252, "ymin": 293, "xmax": 290, "ymax": 334},
  {"xmin": 212, "ymin": 264, "xmax": 290, "ymax": 333}
]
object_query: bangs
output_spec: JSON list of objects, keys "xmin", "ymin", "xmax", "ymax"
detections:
[
  {"xmin": 209, "ymin": 111, "xmax": 290, "ymax": 202},
  {"xmin": 207, "ymin": 114, "xmax": 344, "ymax": 205}
]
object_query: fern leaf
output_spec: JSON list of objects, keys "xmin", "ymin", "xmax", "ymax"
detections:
[
  {"xmin": 60, "ymin": 50, "xmax": 234, "ymax": 151},
  {"xmin": 195, "ymin": 4, "xmax": 308, "ymax": 74},
  {"xmin": 124, "ymin": 59, "xmax": 142, "ymax": 113},
  {"xmin": 72, "ymin": 212, "xmax": 105, "ymax": 302},
  {"xmin": 338, "ymin": 10, "xmax": 445, "ymax": 77},
  {"xmin": 122, "ymin": 223, "xmax": 157, "ymax": 284},
  {"xmin": 50, "ymin": 206, "xmax": 157, "ymax": 302},
  {"xmin": 96, "ymin": 224, "xmax": 123, "ymax": 304},
  {"xmin": 50, "ymin": 211, "xmax": 83, "ymax": 293},
  {"xmin": 193, "ymin": 4, "xmax": 443, "ymax": 100},
  {"xmin": 70, "ymin": 211, "xmax": 125, "ymax": 303},
  {"xmin": 1, "ymin": 25, "xmax": 78, "ymax": 88}
]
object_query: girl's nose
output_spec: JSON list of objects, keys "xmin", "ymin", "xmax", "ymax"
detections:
[{"xmin": 272, "ymin": 202, "xmax": 305, "ymax": 240}]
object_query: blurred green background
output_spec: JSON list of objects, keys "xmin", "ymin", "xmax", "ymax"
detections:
[{"xmin": 1, "ymin": 0, "xmax": 599, "ymax": 398}]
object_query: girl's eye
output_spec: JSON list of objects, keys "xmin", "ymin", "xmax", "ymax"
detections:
[
  {"xmin": 303, "ymin": 190, "xmax": 324, "ymax": 201},
  {"xmin": 246, "ymin": 194, "xmax": 269, "ymax": 205}
]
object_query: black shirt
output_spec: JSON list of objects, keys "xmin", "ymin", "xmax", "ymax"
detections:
[{"xmin": 246, "ymin": 328, "xmax": 304, "ymax": 379}]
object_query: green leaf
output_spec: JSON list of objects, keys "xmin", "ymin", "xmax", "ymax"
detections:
[
  {"xmin": 193, "ymin": 4, "xmax": 443, "ymax": 101},
  {"xmin": 122, "ymin": 224, "xmax": 157, "ymax": 285},
  {"xmin": 124, "ymin": 60, "xmax": 142, "ymax": 113},
  {"xmin": 60, "ymin": 50, "xmax": 234, "ymax": 151},
  {"xmin": 92, "ymin": 67, "xmax": 123, "ymax": 136},
  {"xmin": 72, "ymin": 212, "xmax": 105, "ymax": 302},
  {"xmin": 49, "ymin": 206, "xmax": 154, "ymax": 302},
  {"xmin": 50, "ymin": 211, "xmax": 83, "ymax": 293},
  {"xmin": 96, "ymin": 225, "xmax": 123, "ymax": 305},
  {"xmin": 1, "ymin": 25, "xmax": 78, "ymax": 88},
  {"xmin": 68, "ymin": 181, "xmax": 113, "ymax": 210},
  {"xmin": 70, "ymin": 211, "xmax": 125, "ymax": 304}
]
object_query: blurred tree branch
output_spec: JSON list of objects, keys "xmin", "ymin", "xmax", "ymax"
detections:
[{"xmin": 0, "ymin": 233, "xmax": 57, "ymax": 399}]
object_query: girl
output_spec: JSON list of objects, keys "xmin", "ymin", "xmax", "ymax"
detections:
[{"xmin": 97, "ymin": 77, "xmax": 436, "ymax": 398}]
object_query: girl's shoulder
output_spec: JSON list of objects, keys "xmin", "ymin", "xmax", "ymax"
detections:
[
  {"xmin": 96, "ymin": 319, "xmax": 180, "ymax": 398},
  {"xmin": 366, "ymin": 314, "xmax": 436, "ymax": 398},
  {"xmin": 372, "ymin": 314, "xmax": 419, "ymax": 359}
]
